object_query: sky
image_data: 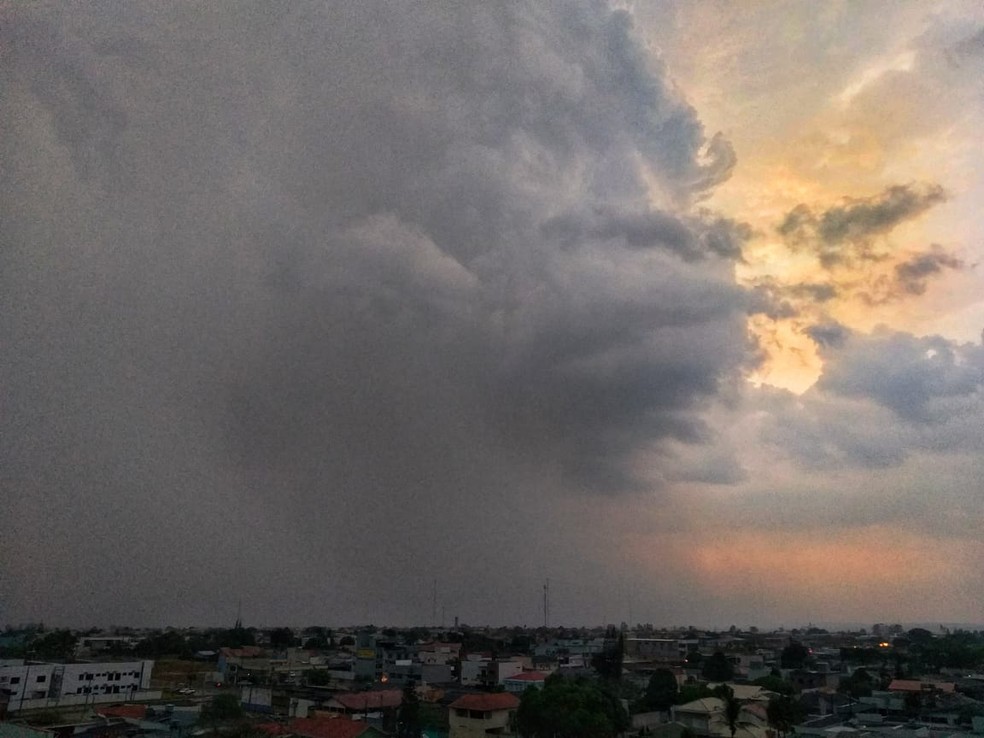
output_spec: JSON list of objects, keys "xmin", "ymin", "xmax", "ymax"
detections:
[{"xmin": 2, "ymin": 1, "xmax": 982, "ymax": 630}]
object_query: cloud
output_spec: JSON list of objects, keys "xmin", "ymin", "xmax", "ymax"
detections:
[
  {"xmin": 777, "ymin": 183, "xmax": 947, "ymax": 268},
  {"xmin": 813, "ymin": 327, "xmax": 984, "ymax": 422},
  {"xmin": 893, "ymin": 244, "xmax": 965, "ymax": 296},
  {"xmin": 541, "ymin": 205, "xmax": 749, "ymax": 261},
  {"xmin": 759, "ymin": 327, "xmax": 984, "ymax": 471},
  {"xmin": 0, "ymin": 1, "xmax": 751, "ymax": 626}
]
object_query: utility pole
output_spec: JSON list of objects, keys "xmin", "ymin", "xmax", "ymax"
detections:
[{"xmin": 543, "ymin": 579, "xmax": 550, "ymax": 628}]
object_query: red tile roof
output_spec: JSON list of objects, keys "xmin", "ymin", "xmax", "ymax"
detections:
[
  {"xmin": 450, "ymin": 693, "xmax": 520, "ymax": 712},
  {"xmin": 97, "ymin": 704, "xmax": 148, "ymax": 719},
  {"xmin": 332, "ymin": 689, "xmax": 403, "ymax": 711},
  {"xmin": 288, "ymin": 718, "xmax": 371, "ymax": 738},
  {"xmin": 220, "ymin": 646, "xmax": 266, "ymax": 658},
  {"xmin": 888, "ymin": 680, "xmax": 955, "ymax": 693},
  {"xmin": 505, "ymin": 672, "xmax": 548, "ymax": 682},
  {"xmin": 256, "ymin": 724, "xmax": 291, "ymax": 736}
]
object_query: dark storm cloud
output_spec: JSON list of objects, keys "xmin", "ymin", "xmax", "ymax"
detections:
[
  {"xmin": 541, "ymin": 206, "xmax": 748, "ymax": 261},
  {"xmin": 814, "ymin": 329, "xmax": 984, "ymax": 422},
  {"xmin": 747, "ymin": 277, "xmax": 838, "ymax": 320},
  {"xmin": 1, "ymin": 1, "xmax": 749, "ymax": 625},
  {"xmin": 777, "ymin": 183, "xmax": 946, "ymax": 268},
  {"xmin": 893, "ymin": 245, "xmax": 965, "ymax": 296},
  {"xmin": 804, "ymin": 322, "xmax": 849, "ymax": 349}
]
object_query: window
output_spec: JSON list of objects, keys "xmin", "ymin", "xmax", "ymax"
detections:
[
  {"xmin": 37, "ymin": 675, "xmax": 47, "ymax": 683},
  {"xmin": 10, "ymin": 677, "xmax": 20, "ymax": 684}
]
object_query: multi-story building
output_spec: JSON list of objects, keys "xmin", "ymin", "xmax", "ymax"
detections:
[
  {"xmin": 449, "ymin": 693, "xmax": 519, "ymax": 738},
  {"xmin": 0, "ymin": 659, "xmax": 155, "ymax": 713}
]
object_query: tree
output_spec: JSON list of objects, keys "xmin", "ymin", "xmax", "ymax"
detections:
[
  {"xmin": 838, "ymin": 668, "xmax": 873, "ymax": 699},
  {"xmin": 679, "ymin": 684, "xmax": 714, "ymax": 704},
  {"xmin": 517, "ymin": 675, "xmax": 629, "ymax": 738},
  {"xmin": 640, "ymin": 669, "xmax": 679, "ymax": 712},
  {"xmin": 268, "ymin": 627, "xmax": 297, "ymax": 650},
  {"xmin": 217, "ymin": 625, "xmax": 256, "ymax": 649},
  {"xmin": 397, "ymin": 681, "xmax": 422, "ymax": 738},
  {"xmin": 591, "ymin": 633, "xmax": 624, "ymax": 683},
  {"xmin": 780, "ymin": 642, "xmax": 810, "ymax": 669},
  {"xmin": 907, "ymin": 628, "xmax": 934, "ymax": 645},
  {"xmin": 752, "ymin": 675, "xmax": 796, "ymax": 696},
  {"xmin": 201, "ymin": 693, "xmax": 244, "ymax": 725},
  {"xmin": 714, "ymin": 685, "xmax": 742, "ymax": 738},
  {"xmin": 30, "ymin": 630, "xmax": 78, "ymax": 660},
  {"xmin": 767, "ymin": 695, "xmax": 805, "ymax": 738},
  {"xmin": 702, "ymin": 651, "xmax": 735, "ymax": 682}
]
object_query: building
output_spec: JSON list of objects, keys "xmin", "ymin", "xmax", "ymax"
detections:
[
  {"xmin": 502, "ymin": 672, "xmax": 547, "ymax": 694},
  {"xmin": 670, "ymin": 697, "xmax": 769, "ymax": 738},
  {"xmin": 448, "ymin": 692, "xmax": 519, "ymax": 738},
  {"xmin": 625, "ymin": 639, "xmax": 681, "ymax": 662},
  {"xmin": 0, "ymin": 659, "xmax": 156, "ymax": 713}
]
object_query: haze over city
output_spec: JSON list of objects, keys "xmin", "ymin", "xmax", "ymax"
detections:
[{"xmin": 2, "ymin": 1, "xmax": 983, "ymax": 629}]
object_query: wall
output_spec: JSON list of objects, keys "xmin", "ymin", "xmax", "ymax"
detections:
[{"xmin": 449, "ymin": 709, "xmax": 514, "ymax": 738}]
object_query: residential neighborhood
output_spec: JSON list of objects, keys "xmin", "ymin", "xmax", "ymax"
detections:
[{"xmin": 2, "ymin": 623, "xmax": 983, "ymax": 738}]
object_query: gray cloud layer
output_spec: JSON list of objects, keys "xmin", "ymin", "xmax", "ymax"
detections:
[
  {"xmin": 778, "ymin": 183, "xmax": 946, "ymax": 268},
  {"xmin": 1, "ymin": 2, "xmax": 749, "ymax": 626}
]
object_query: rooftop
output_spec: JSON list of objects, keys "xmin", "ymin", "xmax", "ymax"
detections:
[{"xmin": 450, "ymin": 692, "xmax": 521, "ymax": 712}]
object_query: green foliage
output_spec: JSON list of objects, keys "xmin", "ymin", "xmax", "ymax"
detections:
[
  {"xmin": 306, "ymin": 669, "xmax": 331, "ymax": 686},
  {"xmin": 134, "ymin": 630, "xmax": 190, "ymax": 659},
  {"xmin": 838, "ymin": 668, "xmax": 874, "ymax": 699},
  {"xmin": 217, "ymin": 625, "xmax": 257, "ymax": 649},
  {"xmin": 418, "ymin": 703, "xmax": 448, "ymax": 731},
  {"xmin": 752, "ymin": 675, "xmax": 796, "ymax": 695},
  {"xmin": 30, "ymin": 629, "xmax": 78, "ymax": 660},
  {"xmin": 714, "ymin": 684, "xmax": 742, "ymax": 738},
  {"xmin": 678, "ymin": 684, "xmax": 714, "ymax": 704},
  {"xmin": 701, "ymin": 651, "xmax": 735, "ymax": 682},
  {"xmin": 397, "ymin": 681, "xmax": 422, "ymax": 738},
  {"xmin": 517, "ymin": 676, "xmax": 629, "ymax": 738},
  {"xmin": 839, "ymin": 647, "xmax": 881, "ymax": 665},
  {"xmin": 201, "ymin": 693, "xmax": 245, "ymax": 724},
  {"xmin": 911, "ymin": 632, "xmax": 984, "ymax": 670},
  {"xmin": 638, "ymin": 669, "xmax": 679, "ymax": 712},
  {"xmin": 766, "ymin": 694, "xmax": 806, "ymax": 738},
  {"xmin": 591, "ymin": 633, "xmax": 624, "ymax": 683},
  {"xmin": 906, "ymin": 628, "xmax": 934, "ymax": 645},
  {"xmin": 780, "ymin": 642, "xmax": 810, "ymax": 669},
  {"xmin": 268, "ymin": 627, "xmax": 297, "ymax": 650}
]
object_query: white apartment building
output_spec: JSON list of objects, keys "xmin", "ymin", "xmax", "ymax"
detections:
[{"xmin": 0, "ymin": 659, "xmax": 154, "ymax": 711}]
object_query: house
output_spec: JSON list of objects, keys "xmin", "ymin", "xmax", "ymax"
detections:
[
  {"xmin": 448, "ymin": 692, "xmax": 520, "ymax": 738},
  {"xmin": 418, "ymin": 643, "xmax": 462, "ymax": 666},
  {"xmin": 322, "ymin": 689, "xmax": 403, "ymax": 715},
  {"xmin": 670, "ymin": 697, "xmax": 769, "ymax": 738},
  {"xmin": 502, "ymin": 672, "xmax": 548, "ymax": 694}
]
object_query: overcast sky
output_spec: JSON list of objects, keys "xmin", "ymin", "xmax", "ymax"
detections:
[{"xmin": 2, "ymin": 1, "xmax": 983, "ymax": 630}]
